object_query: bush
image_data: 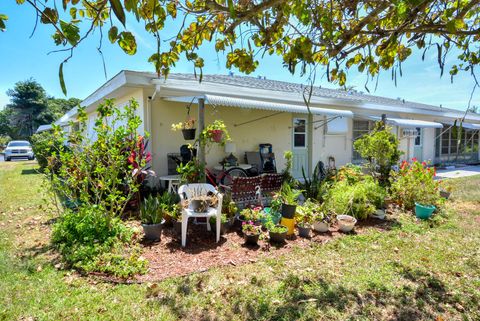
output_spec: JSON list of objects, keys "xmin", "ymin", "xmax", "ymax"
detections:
[
  {"xmin": 0, "ymin": 135, "xmax": 10, "ymax": 149},
  {"xmin": 52, "ymin": 205, "xmax": 147, "ymax": 277},
  {"xmin": 45, "ymin": 99, "xmax": 153, "ymax": 277},
  {"xmin": 353, "ymin": 122, "xmax": 402, "ymax": 185},
  {"xmin": 47, "ymin": 98, "xmax": 153, "ymax": 217},
  {"xmin": 31, "ymin": 131, "xmax": 65, "ymax": 170},
  {"xmin": 389, "ymin": 160, "xmax": 442, "ymax": 210},
  {"xmin": 324, "ymin": 171, "xmax": 386, "ymax": 220}
]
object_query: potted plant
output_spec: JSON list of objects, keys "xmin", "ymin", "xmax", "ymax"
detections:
[
  {"xmin": 158, "ymin": 191, "xmax": 181, "ymax": 225},
  {"xmin": 242, "ymin": 221, "xmax": 261, "ymax": 245},
  {"xmin": 238, "ymin": 207, "xmax": 264, "ymax": 225},
  {"xmin": 295, "ymin": 199, "xmax": 316, "ymax": 238},
  {"xmin": 439, "ymin": 185, "xmax": 452, "ymax": 199},
  {"xmin": 200, "ymin": 120, "xmax": 231, "ymax": 145},
  {"xmin": 312, "ymin": 211, "xmax": 332, "ymax": 233},
  {"xmin": 171, "ymin": 117, "xmax": 196, "ymax": 140},
  {"xmin": 171, "ymin": 207, "xmax": 182, "ymax": 235},
  {"xmin": 414, "ymin": 202, "xmax": 436, "ymax": 220},
  {"xmin": 371, "ymin": 198, "xmax": 386, "ymax": 219},
  {"xmin": 209, "ymin": 214, "xmax": 229, "ymax": 235},
  {"xmin": 337, "ymin": 215, "xmax": 357, "ymax": 233},
  {"xmin": 181, "ymin": 186, "xmax": 214, "ymax": 213},
  {"xmin": 177, "ymin": 158, "xmax": 204, "ymax": 183},
  {"xmin": 267, "ymin": 223, "xmax": 288, "ymax": 243},
  {"xmin": 140, "ymin": 194, "xmax": 163, "ymax": 241},
  {"xmin": 222, "ymin": 196, "xmax": 238, "ymax": 227},
  {"xmin": 277, "ymin": 182, "xmax": 302, "ymax": 219}
]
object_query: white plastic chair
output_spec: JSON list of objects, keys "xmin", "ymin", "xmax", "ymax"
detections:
[{"xmin": 178, "ymin": 183, "xmax": 223, "ymax": 247}]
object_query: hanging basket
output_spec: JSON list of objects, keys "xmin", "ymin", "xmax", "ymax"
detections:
[
  {"xmin": 182, "ymin": 128, "xmax": 196, "ymax": 140},
  {"xmin": 209, "ymin": 129, "xmax": 224, "ymax": 143}
]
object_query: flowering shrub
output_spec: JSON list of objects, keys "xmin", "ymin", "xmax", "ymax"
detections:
[{"xmin": 389, "ymin": 159, "xmax": 441, "ymax": 210}]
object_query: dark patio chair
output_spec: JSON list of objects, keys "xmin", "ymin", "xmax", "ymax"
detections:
[{"xmin": 223, "ymin": 175, "xmax": 262, "ymax": 209}]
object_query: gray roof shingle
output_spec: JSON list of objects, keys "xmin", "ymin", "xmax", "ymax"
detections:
[{"xmin": 163, "ymin": 73, "xmax": 460, "ymax": 113}]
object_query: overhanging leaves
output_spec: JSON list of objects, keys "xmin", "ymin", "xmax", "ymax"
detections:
[
  {"xmin": 59, "ymin": 62, "xmax": 67, "ymax": 96},
  {"xmin": 0, "ymin": 14, "xmax": 7, "ymax": 31},
  {"xmin": 109, "ymin": 0, "xmax": 126, "ymax": 27},
  {"xmin": 118, "ymin": 31, "xmax": 137, "ymax": 55},
  {"xmin": 59, "ymin": 20, "xmax": 80, "ymax": 46}
]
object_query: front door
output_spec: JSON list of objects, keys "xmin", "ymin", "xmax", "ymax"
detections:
[
  {"xmin": 292, "ymin": 117, "xmax": 308, "ymax": 179},
  {"xmin": 414, "ymin": 127, "xmax": 423, "ymax": 161}
]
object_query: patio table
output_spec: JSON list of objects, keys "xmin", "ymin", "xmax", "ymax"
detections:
[
  {"xmin": 213, "ymin": 163, "xmax": 252, "ymax": 171},
  {"xmin": 158, "ymin": 174, "xmax": 181, "ymax": 193}
]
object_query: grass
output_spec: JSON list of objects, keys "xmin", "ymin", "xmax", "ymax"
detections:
[{"xmin": 1, "ymin": 161, "xmax": 479, "ymax": 320}]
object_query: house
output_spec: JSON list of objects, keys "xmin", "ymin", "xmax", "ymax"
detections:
[{"xmin": 57, "ymin": 70, "xmax": 480, "ymax": 179}]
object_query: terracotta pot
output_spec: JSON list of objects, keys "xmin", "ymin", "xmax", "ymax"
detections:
[{"xmin": 209, "ymin": 129, "xmax": 223, "ymax": 143}]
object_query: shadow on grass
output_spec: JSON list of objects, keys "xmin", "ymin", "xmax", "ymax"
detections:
[
  {"xmin": 21, "ymin": 168, "xmax": 39, "ymax": 175},
  {"xmin": 148, "ymin": 262, "xmax": 468, "ymax": 320}
]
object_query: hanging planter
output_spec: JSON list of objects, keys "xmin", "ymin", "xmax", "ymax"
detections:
[
  {"xmin": 182, "ymin": 128, "xmax": 196, "ymax": 140},
  {"xmin": 201, "ymin": 120, "xmax": 231, "ymax": 146},
  {"xmin": 171, "ymin": 104, "xmax": 196, "ymax": 141},
  {"xmin": 209, "ymin": 129, "xmax": 224, "ymax": 143}
]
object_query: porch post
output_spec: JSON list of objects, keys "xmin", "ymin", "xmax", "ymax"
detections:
[{"xmin": 198, "ymin": 97, "xmax": 206, "ymax": 183}]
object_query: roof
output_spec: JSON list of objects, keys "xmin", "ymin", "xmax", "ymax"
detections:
[
  {"xmin": 36, "ymin": 124, "xmax": 52, "ymax": 133},
  {"xmin": 60, "ymin": 70, "xmax": 480, "ymax": 123},
  {"xmin": 164, "ymin": 73, "xmax": 460, "ymax": 114}
]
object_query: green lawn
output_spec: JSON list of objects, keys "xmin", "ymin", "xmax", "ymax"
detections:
[{"xmin": 1, "ymin": 161, "xmax": 479, "ymax": 320}]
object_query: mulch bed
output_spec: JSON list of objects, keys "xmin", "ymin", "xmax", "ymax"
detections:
[{"xmin": 136, "ymin": 216, "xmax": 398, "ymax": 282}]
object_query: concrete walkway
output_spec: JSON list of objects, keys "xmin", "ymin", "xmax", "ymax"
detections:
[{"xmin": 435, "ymin": 165, "xmax": 480, "ymax": 179}]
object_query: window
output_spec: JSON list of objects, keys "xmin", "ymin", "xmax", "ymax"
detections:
[
  {"xmin": 293, "ymin": 118, "xmax": 306, "ymax": 148},
  {"xmin": 414, "ymin": 127, "xmax": 422, "ymax": 146},
  {"xmin": 352, "ymin": 120, "xmax": 374, "ymax": 161},
  {"xmin": 436, "ymin": 125, "xmax": 480, "ymax": 163}
]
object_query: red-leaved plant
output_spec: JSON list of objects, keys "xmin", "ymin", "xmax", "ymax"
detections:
[{"xmin": 390, "ymin": 158, "xmax": 441, "ymax": 210}]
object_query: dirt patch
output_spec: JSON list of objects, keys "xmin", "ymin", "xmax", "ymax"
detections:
[{"xmin": 137, "ymin": 216, "xmax": 397, "ymax": 282}]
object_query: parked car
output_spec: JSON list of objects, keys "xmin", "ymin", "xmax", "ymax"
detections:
[{"xmin": 4, "ymin": 140, "xmax": 35, "ymax": 161}]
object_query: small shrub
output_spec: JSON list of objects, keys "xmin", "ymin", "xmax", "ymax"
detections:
[
  {"xmin": 390, "ymin": 159, "xmax": 442, "ymax": 210},
  {"xmin": 324, "ymin": 175, "xmax": 386, "ymax": 220},
  {"xmin": 52, "ymin": 205, "xmax": 147, "ymax": 277},
  {"xmin": 353, "ymin": 122, "xmax": 402, "ymax": 185},
  {"xmin": 31, "ymin": 131, "xmax": 65, "ymax": 170}
]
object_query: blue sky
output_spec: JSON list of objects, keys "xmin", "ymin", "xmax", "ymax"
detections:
[{"xmin": 0, "ymin": 3, "xmax": 478, "ymax": 111}]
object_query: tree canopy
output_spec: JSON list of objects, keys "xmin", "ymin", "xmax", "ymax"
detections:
[
  {"xmin": 3, "ymin": 1, "xmax": 480, "ymax": 93},
  {"xmin": 0, "ymin": 79, "xmax": 81, "ymax": 138}
]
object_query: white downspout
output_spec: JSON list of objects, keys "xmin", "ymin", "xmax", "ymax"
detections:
[{"xmin": 147, "ymin": 84, "xmax": 160, "ymax": 176}]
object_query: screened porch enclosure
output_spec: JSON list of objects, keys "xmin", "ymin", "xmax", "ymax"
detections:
[{"xmin": 435, "ymin": 126, "xmax": 480, "ymax": 165}]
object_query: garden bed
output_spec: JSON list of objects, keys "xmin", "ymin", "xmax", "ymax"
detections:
[{"xmin": 136, "ymin": 216, "xmax": 397, "ymax": 282}]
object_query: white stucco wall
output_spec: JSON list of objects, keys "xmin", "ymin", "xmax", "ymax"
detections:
[
  {"xmin": 422, "ymin": 128, "xmax": 436, "ymax": 162},
  {"xmin": 80, "ymin": 88, "xmax": 453, "ymax": 176},
  {"xmin": 83, "ymin": 87, "xmax": 146, "ymax": 141},
  {"xmin": 150, "ymin": 99, "xmax": 293, "ymax": 176},
  {"xmin": 311, "ymin": 115, "xmax": 353, "ymax": 168}
]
